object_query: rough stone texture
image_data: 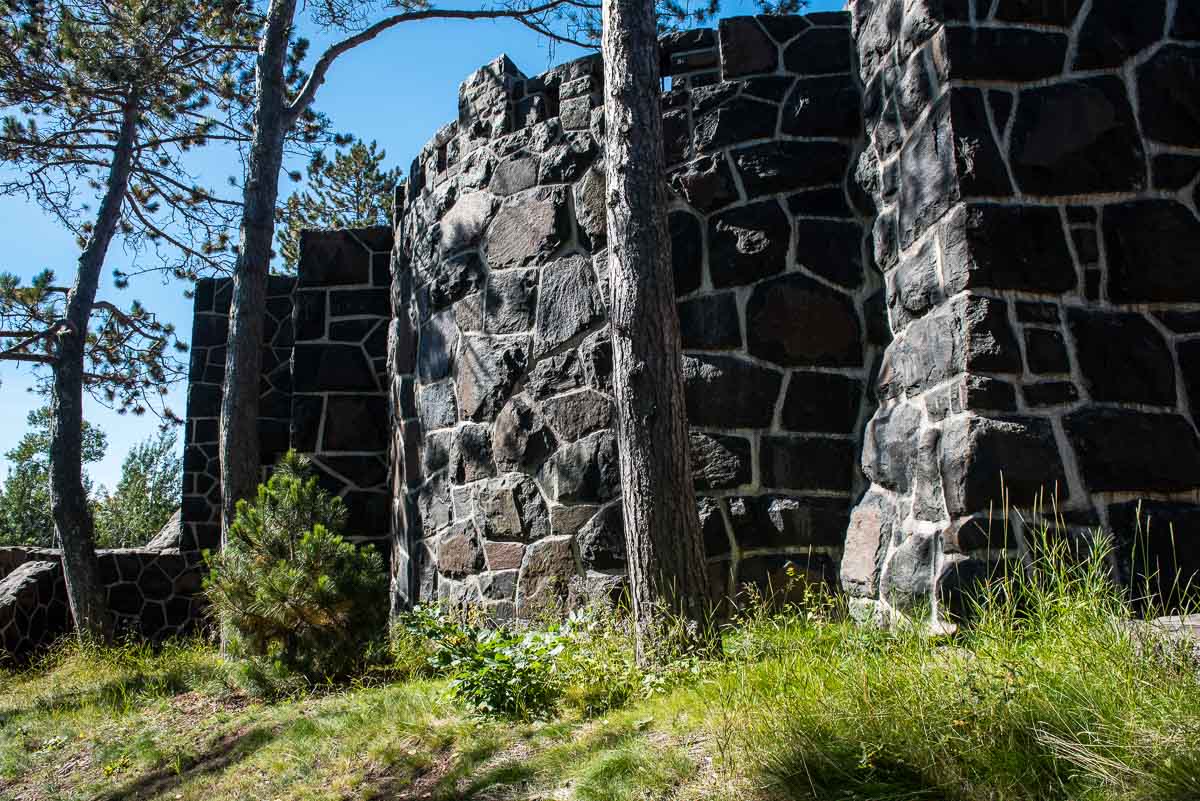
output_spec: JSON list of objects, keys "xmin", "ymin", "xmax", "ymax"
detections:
[
  {"xmin": 162, "ymin": 6, "xmax": 1200, "ymax": 649},
  {"xmin": 843, "ymin": 0, "xmax": 1200, "ymax": 627},
  {"xmin": 0, "ymin": 548, "xmax": 204, "ymax": 661}
]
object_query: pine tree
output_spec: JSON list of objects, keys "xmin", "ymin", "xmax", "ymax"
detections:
[
  {"xmin": 276, "ymin": 139, "xmax": 401, "ymax": 272},
  {"xmin": 0, "ymin": 0, "xmax": 259, "ymax": 640}
]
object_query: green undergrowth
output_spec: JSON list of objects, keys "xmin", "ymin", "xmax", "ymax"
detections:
[{"xmin": 2, "ymin": 529, "xmax": 1199, "ymax": 801}]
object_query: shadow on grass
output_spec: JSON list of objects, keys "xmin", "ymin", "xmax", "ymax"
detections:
[{"xmin": 95, "ymin": 724, "xmax": 277, "ymax": 801}]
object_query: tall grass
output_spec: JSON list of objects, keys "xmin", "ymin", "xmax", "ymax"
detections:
[{"xmin": 722, "ymin": 519, "xmax": 1200, "ymax": 801}]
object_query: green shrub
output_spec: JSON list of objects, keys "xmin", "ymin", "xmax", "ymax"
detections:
[{"xmin": 204, "ymin": 451, "xmax": 388, "ymax": 682}]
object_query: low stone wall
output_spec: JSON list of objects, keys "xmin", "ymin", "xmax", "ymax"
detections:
[{"xmin": 0, "ymin": 547, "xmax": 205, "ymax": 660}]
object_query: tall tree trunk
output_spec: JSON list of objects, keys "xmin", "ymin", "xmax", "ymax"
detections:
[
  {"xmin": 219, "ymin": 0, "xmax": 296, "ymax": 535},
  {"xmin": 49, "ymin": 96, "xmax": 140, "ymax": 641},
  {"xmin": 601, "ymin": 0, "xmax": 709, "ymax": 661}
]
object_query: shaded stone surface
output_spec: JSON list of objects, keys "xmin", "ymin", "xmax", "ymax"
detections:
[
  {"xmin": 535, "ymin": 256, "xmax": 604, "ymax": 357},
  {"xmin": 708, "ymin": 201, "xmax": 790, "ymax": 289},
  {"xmin": 682, "ymin": 354, "xmax": 783, "ymax": 428},
  {"xmin": 689, "ymin": 432, "xmax": 752, "ymax": 490},
  {"xmin": 745, "ymin": 274, "xmax": 863, "ymax": 368},
  {"xmin": 455, "ymin": 335, "xmax": 529, "ymax": 422},
  {"xmin": 487, "ymin": 187, "xmax": 569, "ymax": 270},
  {"xmin": 1065, "ymin": 410, "xmax": 1200, "ymax": 493},
  {"xmin": 474, "ymin": 474, "xmax": 550, "ymax": 542}
]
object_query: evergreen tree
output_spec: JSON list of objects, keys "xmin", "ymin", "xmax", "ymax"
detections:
[
  {"xmin": 94, "ymin": 430, "xmax": 181, "ymax": 548},
  {"xmin": 0, "ymin": 0, "xmax": 259, "ymax": 640},
  {"xmin": 0, "ymin": 408, "xmax": 107, "ymax": 548},
  {"xmin": 276, "ymin": 138, "xmax": 401, "ymax": 272}
]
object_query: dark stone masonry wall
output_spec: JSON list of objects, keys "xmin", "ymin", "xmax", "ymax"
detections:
[
  {"xmin": 842, "ymin": 0, "xmax": 1200, "ymax": 625},
  {"xmin": 180, "ymin": 228, "xmax": 395, "ymax": 554},
  {"xmin": 0, "ymin": 547, "xmax": 204, "ymax": 660},
  {"xmin": 42, "ymin": 2, "xmax": 1191, "ymax": 650},
  {"xmin": 389, "ymin": 12, "xmax": 883, "ymax": 619}
]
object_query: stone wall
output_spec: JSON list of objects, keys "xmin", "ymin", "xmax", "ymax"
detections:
[
  {"xmin": 180, "ymin": 228, "xmax": 395, "ymax": 553},
  {"xmin": 181, "ymin": 275, "xmax": 296, "ymax": 556},
  {"xmin": 0, "ymin": 546, "xmax": 204, "ymax": 661},
  {"xmin": 842, "ymin": 0, "xmax": 1200, "ymax": 624},
  {"xmin": 389, "ymin": 11, "xmax": 882, "ymax": 617}
]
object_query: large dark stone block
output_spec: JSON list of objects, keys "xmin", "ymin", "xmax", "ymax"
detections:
[
  {"xmin": 577, "ymin": 505, "xmax": 625, "ymax": 570},
  {"xmin": 1010, "ymin": 77, "xmax": 1144, "ymax": 196},
  {"xmin": 993, "ymin": 0, "xmax": 1085, "ymax": 26},
  {"xmin": 940, "ymin": 415, "xmax": 1068, "ymax": 516},
  {"xmin": 474, "ymin": 474, "xmax": 550, "ymax": 542},
  {"xmin": 417, "ymin": 311, "xmax": 458, "ymax": 383},
  {"xmin": 718, "ymin": 17, "xmax": 777, "ymax": 78},
  {"xmin": 449, "ymin": 423, "xmax": 497, "ymax": 483},
  {"xmin": 330, "ymin": 289, "xmax": 389, "ymax": 318},
  {"xmin": 668, "ymin": 154, "xmax": 739, "ymax": 214},
  {"xmin": 783, "ymin": 27, "xmax": 851, "ymax": 75},
  {"xmin": 1074, "ymin": 0, "xmax": 1166, "ymax": 69},
  {"xmin": 1068, "ymin": 309, "xmax": 1176, "ymax": 406},
  {"xmin": 780, "ymin": 76, "xmax": 860, "ymax": 138},
  {"xmin": 539, "ymin": 431, "xmax": 620, "ymax": 504},
  {"xmin": 693, "ymin": 96, "xmax": 778, "ymax": 152},
  {"xmin": 535, "ymin": 256, "xmax": 604, "ymax": 357},
  {"xmin": 947, "ymin": 89, "xmax": 1014, "ymax": 198},
  {"xmin": 780, "ymin": 372, "xmax": 863, "ymax": 434},
  {"xmin": 708, "ymin": 201, "xmax": 790, "ymax": 288},
  {"xmin": 1105, "ymin": 201, "xmax": 1200, "ymax": 303},
  {"xmin": 1066, "ymin": 410, "xmax": 1200, "ymax": 493},
  {"xmin": 1024, "ymin": 329, "xmax": 1071, "ymax": 375},
  {"xmin": 540, "ymin": 389, "xmax": 613, "ymax": 442},
  {"xmin": 484, "ymin": 268, "xmax": 538, "ymax": 334},
  {"xmin": 941, "ymin": 204, "xmax": 1076, "ymax": 295},
  {"xmin": 322, "ymin": 396, "xmax": 389, "ymax": 452},
  {"xmin": 492, "ymin": 394, "xmax": 557, "ymax": 472},
  {"xmin": 690, "ymin": 432, "xmax": 751, "ymax": 490},
  {"xmin": 899, "ymin": 96, "xmax": 958, "ymax": 249},
  {"xmin": 455, "ymin": 335, "xmax": 529, "ymax": 422},
  {"xmin": 678, "ymin": 293, "xmax": 741, "ymax": 350},
  {"xmin": 670, "ymin": 211, "xmax": 704, "ymax": 296},
  {"xmin": 732, "ymin": 141, "xmax": 851, "ymax": 197},
  {"xmin": 1137, "ymin": 46, "xmax": 1200, "ymax": 148},
  {"xmin": 727, "ymin": 495, "xmax": 849, "ymax": 549},
  {"xmin": 760, "ymin": 435, "xmax": 855, "ymax": 493},
  {"xmin": 292, "ymin": 344, "xmax": 378, "ymax": 392},
  {"xmin": 487, "ymin": 186, "xmax": 569, "ymax": 270},
  {"xmin": 794, "ymin": 219, "xmax": 864, "ymax": 290},
  {"xmin": 944, "ymin": 26, "xmax": 1068, "ymax": 81},
  {"xmin": 682, "ymin": 354, "xmax": 783, "ymax": 428},
  {"xmin": 298, "ymin": 230, "xmax": 371, "ymax": 286},
  {"xmin": 425, "ymin": 252, "xmax": 484, "ymax": 314},
  {"xmin": 319, "ymin": 455, "xmax": 388, "ymax": 489},
  {"xmin": 745, "ymin": 273, "xmax": 862, "ymax": 368},
  {"xmin": 877, "ymin": 295, "xmax": 1020, "ymax": 400},
  {"xmin": 862, "ymin": 401, "xmax": 921, "ymax": 493}
]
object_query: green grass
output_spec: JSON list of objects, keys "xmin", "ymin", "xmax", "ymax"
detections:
[{"xmin": 2, "ymin": 529, "xmax": 1198, "ymax": 801}]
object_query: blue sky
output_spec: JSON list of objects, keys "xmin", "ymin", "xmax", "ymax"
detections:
[{"xmin": 0, "ymin": 0, "xmax": 843, "ymax": 490}]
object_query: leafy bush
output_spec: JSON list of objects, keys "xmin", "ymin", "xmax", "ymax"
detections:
[
  {"xmin": 390, "ymin": 600, "xmax": 717, "ymax": 721},
  {"xmin": 205, "ymin": 451, "xmax": 388, "ymax": 682},
  {"xmin": 392, "ymin": 605, "xmax": 563, "ymax": 720}
]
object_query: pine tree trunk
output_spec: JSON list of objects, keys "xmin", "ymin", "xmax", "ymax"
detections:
[
  {"xmin": 219, "ymin": 0, "xmax": 296, "ymax": 536},
  {"xmin": 49, "ymin": 96, "xmax": 140, "ymax": 642},
  {"xmin": 601, "ymin": 0, "xmax": 709, "ymax": 661}
]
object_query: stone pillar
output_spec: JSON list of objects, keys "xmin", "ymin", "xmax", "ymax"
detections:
[{"xmin": 844, "ymin": 0, "xmax": 1200, "ymax": 623}]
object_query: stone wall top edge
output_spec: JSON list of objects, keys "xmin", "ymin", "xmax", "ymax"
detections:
[{"xmin": 403, "ymin": 10, "xmax": 852, "ymax": 193}]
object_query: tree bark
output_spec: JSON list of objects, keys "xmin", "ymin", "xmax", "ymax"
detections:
[
  {"xmin": 219, "ymin": 0, "xmax": 296, "ymax": 535},
  {"xmin": 601, "ymin": 0, "xmax": 709, "ymax": 660},
  {"xmin": 49, "ymin": 95, "xmax": 140, "ymax": 641}
]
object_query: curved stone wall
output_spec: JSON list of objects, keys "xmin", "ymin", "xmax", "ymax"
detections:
[{"xmin": 389, "ymin": 12, "xmax": 883, "ymax": 617}]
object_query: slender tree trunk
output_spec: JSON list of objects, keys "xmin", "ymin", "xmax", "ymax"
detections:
[
  {"xmin": 601, "ymin": 0, "xmax": 709, "ymax": 661},
  {"xmin": 49, "ymin": 96, "xmax": 140, "ymax": 642},
  {"xmin": 219, "ymin": 0, "xmax": 296, "ymax": 536}
]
